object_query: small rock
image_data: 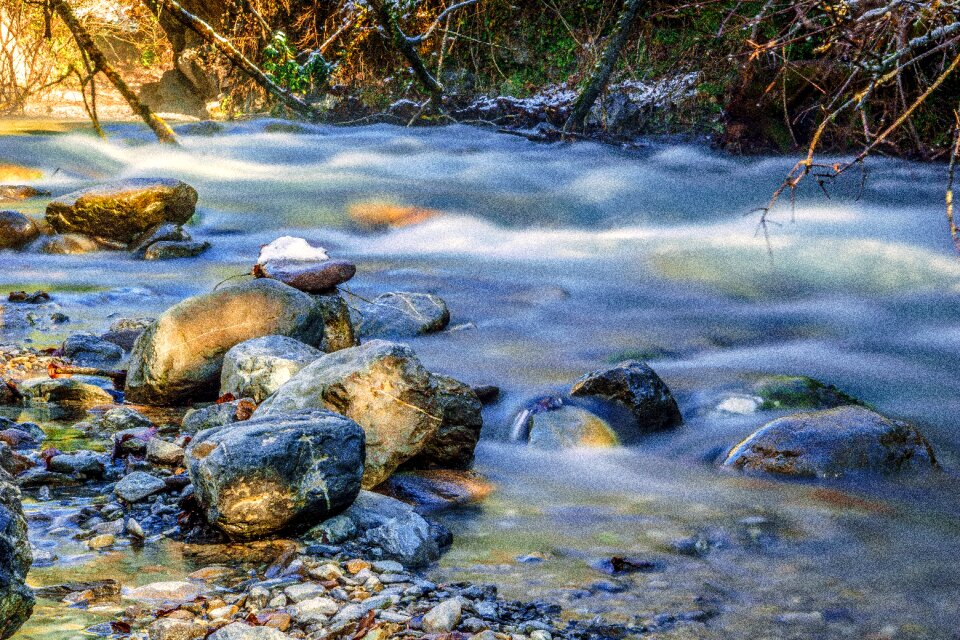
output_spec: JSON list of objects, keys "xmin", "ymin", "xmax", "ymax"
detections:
[
  {"xmin": 125, "ymin": 581, "xmax": 205, "ymax": 604},
  {"xmin": 147, "ymin": 618, "xmax": 207, "ymax": 640},
  {"xmin": 131, "ymin": 223, "xmax": 191, "ymax": 258},
  {"xmin": 101, "ymin": 407, "xmax": 153, "ymax": 431},
  {"xmin": 524, "ymin": 403, "xmax": 619, "ymax": 450},
  {"xmin": 353, "ymin": 292, "xmax": 450, "ymax": 338},
  {"xmin": 31, "ymin": 233, "xmax": 100, "ymax": 255},
  {"xmin": 19, "ymin": 378, "xmax": 113, "ymax": 406},
  {"xmin": 422, "ymin": 598, "xmax": 462, "ymax": 633},
  {"xmin": 126, "ymin": 518, "xmax": 145, "ymax": 539},
  {"xmin": 0, "ymin": 210, "xmax": 40, "ymax": 250},
  {"xmin": 48, "ymin": 451, "xmax": 105, "ymax": 478},
  {"xmin": 570, "ymin": 360, "xmax": 682, "ymax": 432},
  {"xmin": 143, "ymin": 240, "xmax": 210, "ymax": 260},
  {"xmin": 208, "ymin": 622, "xmax": 291, "ymax": 640},
  {"xmin": 86, "ymin": 534, "xmax": 115, "ymax": 550},
  {"xmin": 115, "ymin": 472, "xmax": 167, "ymax": 502},
  {"xmin": 62, "ymin": 333, "xmax": 124, "ymax": 368},
  {"xmin": 0, "ymin": 185, "xmax": 50, "ymax": 201},
  {"xmin": 146, "ymin": 439, "xmax": 185, "ymax": 466}
]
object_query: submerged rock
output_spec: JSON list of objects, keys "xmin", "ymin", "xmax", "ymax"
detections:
[
  {"xmin": 209, "ymin": 623, "xmax": 290, "ymax": 640},
  {"xmin": 570, "ymin": 360, "xmax": 682, "ymax": 432},
  {"xmin": 402, "ymin": 375, "xmax": 483, "ymax": 470},
  {"xmin": 354, "ymin": 292, "xmax": 450, "ymax": 338},
  {"xmin": 45, "ymin": 178, "xmax": 198, "ymax": 245},
  {"xmin": 256, "ymin": 340, "xmax": 440, "ymax": 488},
  {"xmin": 380, "ymin": 470, "xmax": 494, "ymax": 511},
  {"xmin": 125, "ymin": 279, "xmax": 326, "ymax": 405},
  {"xmin": 130, "ymin": 223, "xmax": 191, "ymax": 258},
  {"xmin": 527, "ymin": 404, "xmax": 619, "ymax": 450},
  {"xmin": 753, "ymin": 375, "xmax": 863, "ymax": 411},
  {"xmin": 185, "ymin": 409, "xmax": 364, "ymax": 539},
  {"xmin": 115, "ymin": 472, "xmax": 167, "ymax": 503},
  {"xmin": 0, "ymin": 469, "xmax": 34, "ymax": 638},
  {"xmin": 723, "ymin": 406, "xmax": 938, "ymax": 478},
  {"xmin": 0, "ymin": 211, "xmax": 40, "ymax": 250},
  {"xmin": 348, "ymin": 200, "xmax": 438, "ymax": 229},
  {"xmin": 220, "ymin": 335, "xmax": 322, "ymax": 403}
]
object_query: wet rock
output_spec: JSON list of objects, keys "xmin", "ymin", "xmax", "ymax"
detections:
[
  {"xmin": 402, "ymin": 375, "xmax": 483, "ymax": 470},
  {"xmin": 143, "ymin": 240, "xmax": 210, "ymax": 260},
  {"xmin": 125, "ymin": 279, "xmax": 327, "ymax": 405},
  {"xmin": 87, "ymin": 533, "xmax": 115, "ymax": 549},
  {"xmin": 353, "ymin": 292, "xmax": 450, "ymax": 338},
  {"xmin": 31, "ymin": 233, "xmax": 100, "ymax": 255},
  {"xmin": 378, "ymin": 470, "xmax": 494, "ymax": 511},
  {"xmin": 0, "ymin": 469, "xmax": 33, "ymax": 639},
  {"xmin": 0, "ymin": 444, "xmax": 32, "ymax": 476},
  {"xmin": 125, "ymin": 581, "xmax": 205, "ymax": 604},
  {"xmin": 177, "ymin": 121, "xmax": 225, "ymax": 136},
  {"xmin": 115, "ymin": 471, "xmax": 167, "ymax": 502},
  {"xmin": 185, "ymin": 408, "xmax": 364, "ymax": 539},
  {"xmin": 219, "ymin": 335, "xmax": 322, "ymax": 403},
  {"xmin": 130, "ymin": 223, "xmax": 191, "ymax": 258},
  {"xmin": 45, "ymin": 178, "xmax": 198, "ymax": 245},
  {"xmin": 0, "ymin": 210, "xmax": 40, "ymax": 250},
  {"xmin": 524, "ymin": 402, "xmax": 619, "ymax": 449},
  {"xmin": 339, "ymin": 491, "xmax": 444, "ymax": 567},
  {"xmin": 723, "ymin": 406, "xmax": 938, "ymax": 478},
  {"xmin": 181, "ymin": 400, "xmax": 251, "ymax": 433},
  {"xmin": 147, "ymin": 618, "xmax": 207, "ymax": 640},
  {"xmin": 101, "ymin": 317, "xmax": 154, "ymax": 351},
  {"xmin": 312, "ymin": 291, "xmax": 357, "ymax": 352},
  {"xmin": 62, "ymin": 332, "xmax": 124, "ymax": 367},
  {"xmin": 256, "ymin": 255, "xmax": 356, "ymax": 293},
  {"xmin": 256, "ymin": 340, "xmax": 441, "ymax": 488},
  {"xmin": 48, "ymin": 451, "xmax": 106, "ymax": 478},
  {"xmin": 146, "ymin": 438, "xmax": 185, "ymax": 466},
  {"xmin": 101, "ymin": 407, "xmax": 154, "ymax": 432},
  {"xmin": 570, "ymin": 360, "xmax": 682, "ymax": 432},
  {"xmin": 19, "ymin": 377, "xmax": 114, "ymax": 406},
  {"xmin": 423, "ymin": 598, "xmax": 462, "ymax": 633},
  {"xmin": 0, "ymin": 429, "xmax": 35, "ymax": 450},
  {"xmin": 753, "ymin": 375, "xmax": 862, "ymax": 411},
  {"xmin": 0, "ymin": 185, "xmax": 50, "ymax": 201},
  {"xmin": 209, "ymin": 623, "xmax": 291, "ymax": 640}
]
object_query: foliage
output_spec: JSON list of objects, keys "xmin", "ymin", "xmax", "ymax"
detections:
[{"xmin": 262, "ymin": 31, "xmax": 334, "ymax": 95}]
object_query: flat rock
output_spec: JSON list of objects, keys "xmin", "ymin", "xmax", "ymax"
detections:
[
  {"xmin": 125, "ymin": 581, "xmax": 205, "ymax": 604},
  {"xmin": 19, "ymin": 378, "xmax": 113, "ymax": 406},
  {"xmin": 125, "ymin": 279, "xmax": 327, "ymax": 405},
  {"xmin": 208, "ymin": 623, "xmax": 291, "ymax": 640},
  {"xmin": 0, "ymin": 185, "xmax": 50, "ymax": 201},
  {"xmin": 45, "ymin": 178, "xmax": 197, "ymax": 245},
  {"xmin": 62, "ymin": 332, "xmax": 124, "ymax": 368},
  {"xmin": 256, "ymin": 259, "xmax": 356, "ymax": 293},
  {"xmin": 723, "ymin": 406, "xmax": 938, "ymax": 478}
]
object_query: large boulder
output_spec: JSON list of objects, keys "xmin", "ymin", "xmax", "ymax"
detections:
[
  {"xmin": 220, "ymin": 335, "xmax": 322, "ymax": 403},
  {"xmin": 0, "ymin": 469, "xmax": 34, "ymax": 638},
  {"xmin": 125, "ymin": 279, "xmax": 326, "ymax": 405},
  {"xmin": 353, "ymin": 292, "xmax": 450, "ymax": 338},
  {"xmin": 402, "ymin": 375, "xmax": 483, "ymax": 470},
  {"xmin": 256, "ymin": 340, "xmax": 440, "ymax": 488},
  {"xmin": 185, "ymin": 409, "xmax": 365, "ymax": 539},
  {"xmin": 0, "ymin": 211, "xmax": 40, "ymax": 250},
  {"xmin": 723, "ymin": 406, "xmax": 938, "ymax": 478},
  {"xmin": 45, "ymin": 178, "xmax": 198, "ymax": 245},
  {"xmin": 570, "ymin": 360, "xmax": 682, "ymax": 432}
]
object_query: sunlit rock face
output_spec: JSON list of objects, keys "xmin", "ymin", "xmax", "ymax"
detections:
[
  {"xmin": 185, "ymin": 409, "xmax": 365, "ymax": 539},
  {"xmin": 0, "ymin": 469, "xmax": 33, "ymax": 639},
  {"xmin": 256, "ymin": 340, "xmax": 441, "ymax": 489},
  {"xmin": 724, "ymin": 406, "xmax": 938, "ymax": 478},
  {"xmin": 125, "ymin": 279, "xmax": 326, "ymax": 406},
  {"xmin": 45, "ymin": 178, "xmax": 197, "ymax": 245}
]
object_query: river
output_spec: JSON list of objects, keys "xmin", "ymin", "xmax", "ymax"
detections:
[{"xmin": 2, "ymin": 120, "xmax": 959, "ymax": 639}]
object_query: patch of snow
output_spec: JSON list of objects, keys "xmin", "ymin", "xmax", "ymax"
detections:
[{"xmin": 258, "ymin": 237, "xmax": 329, "ymax": 264}]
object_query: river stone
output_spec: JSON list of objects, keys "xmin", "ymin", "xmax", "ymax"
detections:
[
  {"xmin": 0, "ymin": 444, "xmax": 32, "ymax": 476},
  {"xmin": 100, "ymin": 407, "xmax": 153, "ymax": 431},
  {"xmin": 256, "ymin": 258, "xmax": 356, "ymax": 293},
  {"xmin": 45, "ymin": 178, "xmax": 198, "ymax": 245},
  {"xmin": 753, "ymin": 375, "xmax": 862, "ymax": 410},
  {"xmin": 313, "ymin": 291, "xmax": 357, "ymax": 352},
  {"xmin": 147, "ymin": 618, "xmax": 207, "ymax": 640},
  {"xmin": 101, "ymin": 317, "xmax": 155, "ymax": 351},
  {"xmin": 19, "ymin": 377, "xmax": 114, "ymax": 406},
  {"xmin": 354, "ymin": 292, "xmax": 450, "ymax": 338},
  {"xmin": 570, "ymin": 360, "xmax": 682, "ymax": 432},
  {"xmin": 340, "ymin": 490, "xmax": 444, "ymax": 567},
  {"xmin": 181, "ymin": 400, "xmax": 250, "ymax": 433},
  {"xmin": 380, "ymin": 470, "xmax": 494, "ymax": 511},
  {"xmin": 146, "ymin": 438, "xmax": 185, "ymax": 466},
  {"xmin": 402, "ymin": 375, "xmax": 483, "ymax": 470},
  {"xmin": 255, "ymin": 340, "xmax": 441, "ymax": 488},
  {"xmin": 0, "ymin": 211, "xmax": 39, "ymax": 250},
  {"xmin": 125, "ymin": 580, "xmax": 205, "ymax": 603},
  {"xmin": 48, "ymin": 451, "xmax": 106, "ymax": 478},
  {"xmin": 125, "ymin": 279, "xmax": 326, "ymax": 405},
  {"xmin": 130, "ymin": 223, "xmax": 190, "ymax": 257},
  {"xmin": 0, "ymin": 469, "xmax": 33, "ymax": 639},
  {"xmin": 185, "ymin": 409, "xmax": 365, "ymax": 539},
  {"xmin": 115, "ymin": 471, "xmax": 167, "ymax": 502},
  {"xmin": 62, "ymin": 332, "xmax": 124, "ymax": 367},
  {"xmin": 528, "ymin": 405, "xmax": 619, "ymax": 449},
  {"xmin": 143, "ymin": 240, "xmax": 210, "ymax": 260},
  {"xmin": 220, "ymin": 335, "xmax": 322, "ymax": 403},
  {"xmin": 723, "ymin": 406, "xmax": 938, "ymax": 478},
  {"xmin": 0, "ymin": 185, "xmax": 50, "ymax": 201},
  {"xmin": 31, "ymin": 233, "xmax": 100, "ymax": 255},
  {"xmin": 423, "ymin": 598, "xmax": 462, "ymax": 633},
  {"xmin": 209, "ymin": 623, "xmax": 292, "ymax": 640}
]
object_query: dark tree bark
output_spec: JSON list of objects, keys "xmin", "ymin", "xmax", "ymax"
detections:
[
  {"xmin": 565, "ymin": 0, "xmax": 644, "ymax": 132},
  {"xmin": 50, "ymin": 0, "xmax": 178, "ymax": 144},
  {"xmin": 150, "ymin": 0, "xmax": 324, "ymax": 120},
  {"xmin": 365, "ymin": 0, "xmax": 444, "ymax": 104}
]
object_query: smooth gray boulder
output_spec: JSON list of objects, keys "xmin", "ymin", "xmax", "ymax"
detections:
[
  {"xmin": 723, "ymin": 406, "xmax": 938, "ymax": 478},
  {"xmin": 353, "ymin": 292, "xmax": 450, "ymax": 338},
  {"xmin": 45, "ymin": 178, "xmax": 197, "ymax": 245},
  {"xmin": 185, "ymin": 409, "xmax": 365, "ymax": 539},
  {"xmin": 181, "ymin": 400, "xmax": 251, "ymax": 433},
  {"xmin": 0, "ymin": 469, "xmax": 33, "ymax": 638},
  {"xmin": 220, "ymin": 335, "xmax": 322, "ymax": 403},
  {"xmin": 255, "ymin": 340, "xmax": 440, "ymax": 488},
  {"xmin": 570, "ymin": 360, "xmax": 682, "ymax": 432},
  {"xmin": 125, "ymin": 279, "xmax": 327, "ymax": 405}
]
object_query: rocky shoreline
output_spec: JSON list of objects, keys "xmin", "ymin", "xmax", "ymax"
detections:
[{"xmin": 0, "ymin": 177, "xmax": 949, "ymax": 640}]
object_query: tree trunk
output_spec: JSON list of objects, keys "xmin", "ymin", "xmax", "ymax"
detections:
[
  {"xmin": 50, "ymin": 0, "xmax": 177, "ymax": 144},
  {"xmin": 150, "ymin": 0, "xmax": 324, "ymax": 120},
  {"xmin": 366, "ymin": 0, "xmax": 444, "ymax": 104},
  {"xmin": 564, "ymin": 0, "xmax": 644, "ymax": 133}
]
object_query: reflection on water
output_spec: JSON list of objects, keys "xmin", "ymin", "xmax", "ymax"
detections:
[{"xmin": 2, "ymin": 121, "xmax": 960, "ymax": 637}]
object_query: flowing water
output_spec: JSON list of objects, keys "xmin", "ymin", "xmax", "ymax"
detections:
[{"xmin": 2, "ymin": 120, "xmax": 960, "ymax": 639}]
